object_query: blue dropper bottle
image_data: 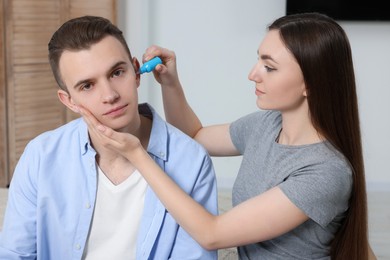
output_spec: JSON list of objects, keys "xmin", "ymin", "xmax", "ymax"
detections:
[{"xmin": 139, "ymin": 57, "xmax": 162, "ymax": 74}]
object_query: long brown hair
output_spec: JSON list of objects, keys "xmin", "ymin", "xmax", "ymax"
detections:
[
  {"xmin": 48, "ymin": 16, "xmax": 133, "ymax": 91},
  {"xmin": 269, "ymin": 13, "xmax": 368, "ymax": 259}
]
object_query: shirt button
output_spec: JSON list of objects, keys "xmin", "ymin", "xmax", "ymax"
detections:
[
  {"xmin": 159, "ymin": 152, "xmax": 165, "ymax": 157},
  {"xmin": 75, "ymin": 244, "xmax": 81, "ymax": 250},
  {"xmin": 85, "ymin": 203, "xmax": 91, "ymax": 209}
]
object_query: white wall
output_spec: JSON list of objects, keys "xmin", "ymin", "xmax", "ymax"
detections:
[{"xmin": 118, "ymin": 1, "xmax": 390, "ymax": 191}]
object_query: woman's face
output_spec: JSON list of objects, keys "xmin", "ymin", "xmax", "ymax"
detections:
[{"xmin": 248, "ymin": 30, "xmax": 306, "ymax": 113}]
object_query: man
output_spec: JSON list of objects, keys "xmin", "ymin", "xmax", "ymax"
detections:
[{"xmin": 0, "ymin": 16, "xmax": 218, "ymax": 259}]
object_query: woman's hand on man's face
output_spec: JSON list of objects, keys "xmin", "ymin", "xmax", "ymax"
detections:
[{"xmin": 78, "ymin": 106, "xmax": 143, "ymax": 160}]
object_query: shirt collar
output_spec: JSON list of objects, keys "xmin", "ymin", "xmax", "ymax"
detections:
[
  {"xmin": 78, "ymin": 118, "xmax": 92, "ymax": 155},
  {"xmin": 139, "ymin": 103, "xmax": 168, "ymax": 161}
]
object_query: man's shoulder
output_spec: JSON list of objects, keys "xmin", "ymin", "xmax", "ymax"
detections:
[
  {"xmin": 165, "ymin": 122, "xmax": 208, "ymax": 153},
  {"xmin": 28, "ymin": 118, "xmax": 85, "ymax": 147}
]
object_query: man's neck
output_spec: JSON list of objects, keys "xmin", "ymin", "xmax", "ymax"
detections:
[
  {"xmin": 92, "ymin": 115, "xmax": 153, "ymax": 185},
  {"xmin": 138, "ymin": 115, "xmax": 152, "ymax": 151}
]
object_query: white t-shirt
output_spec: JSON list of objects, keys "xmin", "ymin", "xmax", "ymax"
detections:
[{"xmin": 82, "ymin": 167, "xmax": 148, "ymax": 260}]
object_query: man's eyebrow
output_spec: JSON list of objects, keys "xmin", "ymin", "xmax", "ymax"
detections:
[
  {"xmin": 109, "ymin": 61, "xmax": 128, "ymax": 72},
  {"xmin": 72, "ymin": 60, "xmax": 128, "ymax": 90},
  {"xmin": 73, "ymin": 78, "xmax": 91, "ymax": 90},
  {"xmin": 105, "ymin": 60, "xmax": 129, "ymax": 77}
]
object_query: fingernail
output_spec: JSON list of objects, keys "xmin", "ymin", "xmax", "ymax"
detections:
[{"xmin": 97, "ymin": 125, "xmax": 106, "ymax": 132}]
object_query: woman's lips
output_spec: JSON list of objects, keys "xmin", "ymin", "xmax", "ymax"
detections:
[{"xmin": 255, "ymin": 88, "xmax": 265, "ymax": 96}]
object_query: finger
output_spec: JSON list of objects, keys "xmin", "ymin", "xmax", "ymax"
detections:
[
  {"xmin": 79, "ymin": 107, "xmax": 106, "ymax": 131},
  {"xmin": 154, "ymin": 64, "xmax": 167, "ymax": 74},
  {"xmin": 78, "ymin": 107, "xmax": 112, "ymax": 146},
  {"xmin": 78, "ymin": 106, "xmax": 135, "ymax": 152},
  {"xmin": 143, "ymin": 45, "xmax": 162, "ymax": 63},
  {"xmin": 143, "ymin": 45, "xmax": 175, "ymax": 65}
]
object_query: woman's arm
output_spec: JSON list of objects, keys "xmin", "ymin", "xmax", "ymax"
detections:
[
  {"xmin": 142, "ymin": 46, "xmax": 239, "ymax": 156},
  {"xmin": 143, "ymin": 46, "xmax": 201, "ymax": 138},
  {"xmin": 79, "ymin": 107, "xmax": 308, "ymax": 249}
]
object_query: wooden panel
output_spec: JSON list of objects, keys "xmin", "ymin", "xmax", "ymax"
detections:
[
  {"xmin": 6, "ymin": 0, "xmax": 64, "ymax": 181},
  {"xmin": 69, "ymin": 0, "xmax": 117, "ymax": 22},
  {"xmin": 0, "ymin": 0, "xmax": 8, "ymax": 187}
]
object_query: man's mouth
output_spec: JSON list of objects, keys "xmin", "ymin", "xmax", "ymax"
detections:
[{"xmin": 103, "ymin": 104, "xmax": 128, "ymax": 116}]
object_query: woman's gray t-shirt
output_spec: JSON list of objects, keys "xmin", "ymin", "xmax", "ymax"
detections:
[{"xmin": 230, "ymin": 110, "xmax": 352, "ymax": 260}]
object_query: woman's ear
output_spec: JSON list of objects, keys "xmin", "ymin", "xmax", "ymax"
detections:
[
  {"xmin": 302, "ymin": 83, "xmax": 308, "ymax": 97},
  {"xmin": 57, "ymin": 89, "xmax": 79, "ymax": 113},
  {"xmin": 132, "ymin": 57, "xmax": 141, "ymax": 87}
]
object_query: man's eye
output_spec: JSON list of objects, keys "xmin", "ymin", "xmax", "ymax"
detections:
[
  {"xmin": 112, "ymin": 69, "xmax": 124, "ymax": 78},
  {"xmin": 80, "ymin": 83, "xmax": 92, "ymax": 91}
]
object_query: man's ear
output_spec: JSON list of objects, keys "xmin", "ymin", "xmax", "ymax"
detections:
[
  {"xmin": 57, "ymin": 89, "xmax": 79, "ymax": 113},
  {"xmin": 132, "ymin": 57, "xmax": 141, "ymax": 88}
]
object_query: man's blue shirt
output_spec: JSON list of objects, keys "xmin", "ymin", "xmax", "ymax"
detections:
[{"xmin": 0, "ymin": 103, "xmax": 218, "ymax": 259}]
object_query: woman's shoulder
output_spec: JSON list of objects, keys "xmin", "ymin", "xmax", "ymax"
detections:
[
  {"xmin": 231, "ymin": 110, "xmax": 281, "ymax": 137},
  {"xmin": 233, "ymin": 110, "xmax": 281, "ymax": 127}
]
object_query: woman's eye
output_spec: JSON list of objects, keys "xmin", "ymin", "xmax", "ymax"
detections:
[{"xmin": 264, "ymin": 65, "xmax": 276, "ymax": 72}]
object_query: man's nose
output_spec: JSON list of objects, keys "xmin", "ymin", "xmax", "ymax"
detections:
[{"xmin": 101, "ymin": 83, "xmax": 119, "ymax": 103}]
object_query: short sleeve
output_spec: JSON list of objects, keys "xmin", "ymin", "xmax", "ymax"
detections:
[
  {"xmin": 279, "ymin": 162, "xmax": 352, "ymax": 227},
  {"xmin": 230, "ymin": 111, "xmax": 276, "ymax": 154}
]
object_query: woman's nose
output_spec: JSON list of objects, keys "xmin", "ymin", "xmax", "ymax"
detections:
[{"xmin": 248, "ymin": 63, "xmax": 262, "ymax": 82}]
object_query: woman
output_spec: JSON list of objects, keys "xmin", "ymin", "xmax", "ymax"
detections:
[{"xmin": 80, "ymin": 13, "xmax": 375, "ymax": 259}]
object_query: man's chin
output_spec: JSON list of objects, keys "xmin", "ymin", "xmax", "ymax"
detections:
[{"xmin": 100, "ymin": 115, "xmax": 137, "ymax": 133}]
